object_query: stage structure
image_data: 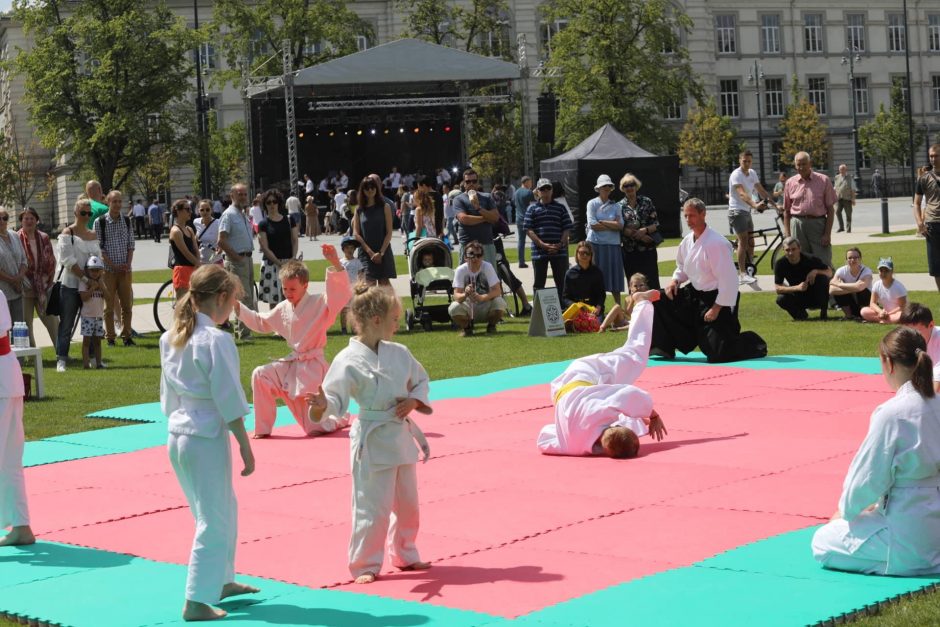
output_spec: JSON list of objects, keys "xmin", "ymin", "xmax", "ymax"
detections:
[{"xmin": 247, "ymin": 38, "xmax": 520, "ymax": 192}]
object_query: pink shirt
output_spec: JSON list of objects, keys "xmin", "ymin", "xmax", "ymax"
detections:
[{"xmin": 784, "ymin": 170, "xmax": 837, "ymax": 218}]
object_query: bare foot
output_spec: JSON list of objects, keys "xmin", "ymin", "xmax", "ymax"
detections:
[
  {"xmin": 0, "ymin": 526, "xmax": 36, "ymax": 546},
  {"xmin": 397, "ymin": 561, "xmax": 431, "ymax": 571},
  {"xmin": 354, "ymin": 572, "xmax": 377, "ymax": 584},
  {"xmin": 252, "ymin": 433, "xmax": 270, "ymax": 439},
  {"xmin": 182, "ymin": 601, "xmax": 227, "ymax": 621},
  {"xmin": 220, "ymin": 581, "xmax": 260, "ymax": 599}
]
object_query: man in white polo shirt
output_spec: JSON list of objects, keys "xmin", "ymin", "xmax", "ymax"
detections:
[{"xmin": 728, "ymin": 150, "xmax": 775, "ymax": 284}]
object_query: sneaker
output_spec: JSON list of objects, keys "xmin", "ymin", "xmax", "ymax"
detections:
[
  {"xmin": 96, "ymin": 362, "xmax": 107, "ymax": 369},
  {"xmin": 486, "ymin": 322, "xmax": 498, "ymax": 335},
  {"xmin": 520, "ymin": 305, "xmax": 533, "ymax": 317},
  {"xmin": 56, "ymin": 359, "xmax": 66, "ymax": 373},
  {"xmin": 122, "ymin": 337, "xmax": 136, "ymax": 347},
  {"xmin": 519, "ymin": 263, "xmax": 528, "ymax": 269},
  {"xmin": 458, "ymin": 327, "xmax": 474, "ymax": 337},
  {"xmin": 739, "ymin": 274, "xmax": 757, "ymax": 285},
  {"xmin": 107, "ymin": 339, "xmax": 116, "ymax": 347}
]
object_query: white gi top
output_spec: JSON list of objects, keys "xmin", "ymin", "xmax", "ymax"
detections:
[
  {"xmin": 237, "ymin": 268, "xmax": 350, "ymax": 398},
  {"xmin": 0, "ymin": 291, "xmax": 23, "ymax": 398},
  {"xmin": 538, "ymin": 301, "xmax": 655, "ymax": 456},
  {"xmin": 322, "ymin": 339, "xmax": 431, "ymax": 472},
  {"xmin": 160, "ymin": 312, "xmax": 250, "ymax": 438},
  {"xmin": 926, "ymin": 326, "xmax": 940, "ymax": 383},
  {"xmin": 672, "ymin": 226, "xmax": 739, "ymax": 308},
  {"xmin": 837, "ymin": 381, "xmax": 940, "ymax": 575}
]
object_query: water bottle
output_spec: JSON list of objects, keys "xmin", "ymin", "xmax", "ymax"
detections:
[{"xmin": 13, "ymin": 322, "xmax": 27, "ymax": 348}]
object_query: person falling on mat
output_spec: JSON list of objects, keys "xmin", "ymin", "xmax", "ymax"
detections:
[
  {"xmin": 538, "ymin": 290, "xmax": 667, "ymax": 458},
  {"xmin": 234, "ymin": 246, "xmax": 352, "ymax": 438}
]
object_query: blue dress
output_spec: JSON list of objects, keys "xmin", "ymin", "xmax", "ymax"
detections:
[{"xmin": 356, "ymin": 203, "xmax": 397, "ymax": 280}]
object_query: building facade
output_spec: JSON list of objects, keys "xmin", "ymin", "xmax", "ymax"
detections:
[{"xmin": 1, "ymin": 1, "xmax": 938, "ymax": 226}]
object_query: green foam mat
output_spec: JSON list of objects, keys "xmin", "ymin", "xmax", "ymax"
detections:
[
  {"xmin": 0, "ymin": 541, "xmax": 496, "ymax": 627},
  {"xmin": 522, "ymin": 527, "xmax": 939, "ymax": 627},
  {"xmin": 46, "ymin": 422, "xmax": 167, "ymax": 453},
  {"xmin": 22, "ymin": 439, "xmax": 107, "ymax": 467},
  {"xmin": 86, "ymin": 401, "xmax": 163, "ymax": 422}
]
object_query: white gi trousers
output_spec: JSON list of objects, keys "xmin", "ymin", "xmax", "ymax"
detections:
[
  {"xmin": 0, "ymin": 397, "xmax": 28, "ymax": 529},
  {"xmin": 251, "ymin": 362, "xmax": 348, "ymax": 436},
  {"xmin": 168, "ymin": 432, "xmax": 236, "ymax": 605},
  {"xmin": 348, "ymin": 424, "xmax": 421, "ymax": 577}
]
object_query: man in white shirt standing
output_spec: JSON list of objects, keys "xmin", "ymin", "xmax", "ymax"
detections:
[
  {"xmin": 651, "ymin": 198, "xmax": 766, "ymax": 363},
  {"xmin": 728, "ymin": 150, "xmax": 775, "ymax": 285},
  {"xmin": 131, "ymin": 198, "xmax": 147, "ymax": 240},
  {"xmin": 286, "ymin": 192, "xmax": 304, "ymax": 237}
]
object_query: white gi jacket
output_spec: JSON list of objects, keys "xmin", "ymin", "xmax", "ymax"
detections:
[
  {"xmin": 835, "ymin": 381, "xmax": 940, "ymax": 575},
  {"xmin": 672, "ymin": 226, "xmax": 739, "ymax": 308},
  {"xmin": 537, "ymin": 301, "xmax": 655, "ymax": 455},
  {"xmin": 322, "ymin": 339, "xmax": 431, "ymax": 472},
  {"xmin": 160, "ymin": 313, "xmax": 250, "ymax": 437},
  {"xmin": 236, "ymin": 268, "xmax": 351, "ymax": 398}
]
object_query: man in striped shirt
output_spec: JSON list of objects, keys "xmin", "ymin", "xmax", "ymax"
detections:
[{"xmin": 524, "ymin": 178, "xmax": 572, "ymax": 301}]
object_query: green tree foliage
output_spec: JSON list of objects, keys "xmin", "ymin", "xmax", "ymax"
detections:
[
  {"xmin": 677, "ymin": 98, "xmax": 738, "ymax": 196},
  {"xmin": 396, "ymin": 0, "xmax": 511, "ymax": 58},
  {"xmin": 468, "ymin": 102, "xmax": 523, "ymax": 182},
  {"xmin": 9, "ymin": 0, "xmax": 200, "ymax": 192},
  {"xmin": 212, "ymin": 0, "xmax": 373, "ymax": 85},
  {"xmin": 541, "ymin": 0, "xmax": 701, "ymax": 152},
  {"xmin": 778, "ymin": 77, "xmax": 830, "ymax": 170},
  {"xmin": 193, "ymin": 117, "xmax": 248, "ymax": 201},
  {"xmin": 859, "ymin": 82, "xmax": 925, "ymax": 175},
  {"xmin": 0, "ymin": 116, "xmax": 49, "ymax": 209}
]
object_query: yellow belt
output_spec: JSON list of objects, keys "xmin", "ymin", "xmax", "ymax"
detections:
[{"xmin": 553, "ymin": 380, "xmax": 594, "ymax": 404}]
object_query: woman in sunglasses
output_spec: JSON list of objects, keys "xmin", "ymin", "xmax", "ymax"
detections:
[
  {"xmin": 353, "ymin": 177, "xmax": 396, "ymax": 286},
  {"xmin": 54, "ymin": 198, "xmax": 103, "ymax": 372},
  {"xmin": 619, "ymin": 173, "xmax": 661, "ymax": 290}
]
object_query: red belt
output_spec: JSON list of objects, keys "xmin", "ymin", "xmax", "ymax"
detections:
[{"xmin": 0, "ymin": 336, "xmax": 10, "ymax": 355}]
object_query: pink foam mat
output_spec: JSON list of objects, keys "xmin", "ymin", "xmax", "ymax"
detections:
[{"xmin": 26, "ymin": 364, "xmax": 884, "ymax": 618}]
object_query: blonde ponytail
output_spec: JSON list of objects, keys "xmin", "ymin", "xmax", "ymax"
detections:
[
  {"xmin": 169, "ymin": 292, "xmax": 197, "ymax": 348},
  {"xmin": 169, "ymin": 265, "xmax": 241, "ymax": 348}
]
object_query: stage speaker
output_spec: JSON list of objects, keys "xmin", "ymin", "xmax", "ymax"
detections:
[{"xmin": 537, "ymin": 93, "xmax": 557, "ymax": 144}]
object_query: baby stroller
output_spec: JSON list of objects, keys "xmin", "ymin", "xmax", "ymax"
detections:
[{"xmin": 405, "ymin": 237, "xmax": 455, "ymax": 331}]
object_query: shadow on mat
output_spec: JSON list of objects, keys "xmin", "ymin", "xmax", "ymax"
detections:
[
  {"xmin": 640, "ymin": 433, "xmax": 748, "ymax": 456},
  {"xmin": 220, "ymin": 599, "xmax": 431, "ymax": 626},
  {"xmin": 392, "ymin": 564, "xmax": 564, "ymax": 602},
  {"xmin": 0, "ymin": 541, "xmax": 133, "ymax": 570}
]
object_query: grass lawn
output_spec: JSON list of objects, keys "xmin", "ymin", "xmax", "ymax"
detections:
[{"xmin": 12, "ymin": 288, "xmax": 940, "ymax": 625}]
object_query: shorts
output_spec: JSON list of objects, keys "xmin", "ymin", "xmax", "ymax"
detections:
[
  {"xmin": 172, "ymin": 265, "xmax": 195, "ymax": 290},
  {"xmin": 728, "ymin": 210, "xmax": 753, "ymax": 235},
  {"xmin": 81, "ymin": 316, "xmax": 105, "ymax": 337},
  {"xmin": 926, "ymin": 223, "xmax": 940, "ymax": 276}
]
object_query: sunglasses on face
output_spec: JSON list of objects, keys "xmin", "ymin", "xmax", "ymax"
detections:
[
  {"xmin": 464, "ymin": 178, "xmax": 479, "ymax": 184},
  {"xmin": 0, "ymin": 216, "xmax": 8, "ymax": 222},
  {"xmin": 622, "ymin": 183, "xmax": 636, "ymax": 189},
  {"xmin": 465, "ymin": 252, "xmax": 481, "ymax": 259},
  {"xmin": 538, "ymin": 186, "xmax": 552, "ymax": 191},
  {"xmin": 577, "ymin": 250, "xmax": 592, "ymax": 256},
  {"xmin": 78, "ymin": 211, "xmax": 92, "ymax": 217},
  {"xmin": 265, "ymin": 200, "xmax": 278, "ymax": 205}
]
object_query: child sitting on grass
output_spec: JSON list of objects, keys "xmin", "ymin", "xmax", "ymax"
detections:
[
  {"xmin": 79, "ymin": 256, "xmax": 108, "ymax": 369},
  {"xmin": 598, "ymin": 273, "xmax": 650, "ymax": 333},
  {"xmin": 861, "ymin": 258, "xmax": 907, "ymax": 324}
]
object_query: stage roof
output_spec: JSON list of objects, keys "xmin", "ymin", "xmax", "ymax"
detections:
[{"xmin": 253, "ymin": 38, "xmax": 519, "ymax": 98}]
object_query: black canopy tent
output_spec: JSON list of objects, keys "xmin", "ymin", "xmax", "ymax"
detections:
[{"xmin": 539, "ymin": 124, "xmax": 681, "ymax": 241}]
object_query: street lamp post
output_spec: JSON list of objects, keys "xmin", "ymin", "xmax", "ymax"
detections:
[
  {"xmin": 841, "ymin": 47, "xmax": 883, "ymax": 232},
  {"xmin": 746, "ymin": 61, "xmax": 766, "ymax": 185},
  {"xmin": 193, "ymin": 0, "xmax": 212, "ymax": 200}
]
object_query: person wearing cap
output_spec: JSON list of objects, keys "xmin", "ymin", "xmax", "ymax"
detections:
[
  {"xmin": 79, "ymin": 255, "xmax": 108, "ymax": 369},
  {"xmin": 586, "ymin": 174, "xmax": 624, "ymax": 307},
  {"xmin": 773, "ymin": 236, "xmax": 833, "ymax": 321},
  {"xmin": 620, "ymin": 173, "xmax": 662, "ymax": 290},
  {"xmin": 453, "ymin": 168, "xmax": 499, "ymax": 266},
  {"xmin": 729, "ymin": 150, "xmax": 776, "ymax": 285},
  {"xmin": 339, "ymin": 236, "xmax": 363, "ymax": 334},
  {"xmin": 16, "ymin": 207, "xmax": 58, "ymax": 347},
  {"xmin": 783, "ymin": 151, "xmax": 836, "ymax": 268},
  {"xmin": 0, "ymin": 288, "xmax": 32, "ymax": 547},
  {"xmin": 524, "ymin": 177, "xmax": 573, "ymax": 301},
  {"xmin": 861, "ymin": 258, "xmax": 908, "ymax": 324}
]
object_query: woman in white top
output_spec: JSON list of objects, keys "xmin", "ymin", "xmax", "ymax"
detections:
[
  {"xmin": 0, "ymin": 206, "xmax": 27, "ymax": 324},
  {"xmin": 193, "ymin": 200, "xmax": 221, "ymax": 264},
  {"xmin": 861, "ymin": 258, "xmax": 907, "ymax": 324},
  {"xmin": 813, "ymin": 326, "xmax": 940, "ymax": 576},
  {"xmin": 829, "ymin": 247, "xmax": 873, "ymax": 320},
  {"xmin": 55, "ymin": 199, "xmax": 102, "ymax": 372},
  {"xmin": 160, "ymin": 264, "xmax": 258, "ymax": 620}
]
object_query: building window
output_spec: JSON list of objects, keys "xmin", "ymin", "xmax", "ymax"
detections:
[
  {"xmin": 804, "ymin": 14, "xmax": 824, "ymax": 53},
  {"xmin": 715, "ymin": 15, "xmax": 736, "ymax": 54},
  {"xmin": 929, "ymin": 15, "xmax": 940, "ymax": 52},
  {"xmin": 858, "ymin": 147, "xmax": 872, "ymax": 169},
  {"xmin": 764, "ymin": 78, "xmax": 784, "ymax": 117},
  {"xmin": 540, "ymin": 19, "xmax": 568, "ymax": 59},
  {"xmin": 888, "ymin": 14, "xmax": 906, "ymax": 52},
  {"xmin": 771, "ymin": 141, "xmax": 784, "ymax": 173},
  {"xmin": 760, "ymin": 14, "xmax": 781, "ymax": 54},
  {"xmin": 206, "ymin": 96, "xmax": 220, "ymax": 128},
  {"xmin": 719, "ymin": 79, "xmax": 739, "ymax": 118},
  {"xmin": 196, "ymin": 43, "xmax": 217, "ymax": 71},
  {"xmin": 892, "ymin": 75, "xmax": 910, "ymax": 111},
  {"xmin": 356, "ymin": 35, "xmax": 370, "ymax": 52},
  {"xmin": 663, "ymin": 101, "xmax": 682, "ymax": 120},
  {"xmin": 932, "ymin": 76, "xmax": 940, "ymax": 112},
  {"xmin": 853, "ymin": 76, "xmax": 869, "ymax": 115},
  {"xmin": 846, "ymin": 13, "xmax": 865, "ymax": 53},
  {"xmin": 808, "ymin": 77, "xmax": 827, "ymax": 115}
]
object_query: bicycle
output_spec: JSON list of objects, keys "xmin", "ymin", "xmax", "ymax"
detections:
[
  {"xmin": 728, "ymin": 208, "xmax": 786, "ymax": 278},
  {"xmin": 153, "ymin": 277, "xmax": 261, "ymax": 333}
]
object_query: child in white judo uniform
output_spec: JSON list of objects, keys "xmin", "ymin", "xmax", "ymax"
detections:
[
  {"xmin": 234, "ymin": 245, "xmax": 352, "ymax": 438},
  {"xmin": 308, "ymin": 283, "xmax": 432, "ymax": 584},
  {"xmin": 0, "ymin": 291, "xmax": 32, "ymax": 547},
  {"xmin": 899, "ymin": 302, "xmax": 940, "ymax": 393},
  {"xmin": 160, "ymin": 265, "xmax": 259, "ymax": 621},
  {"xmin": 812, "ymin": 326, "xmax": 940, "ymax": 576},
  {"xmin": 538, "ymin": 290, "xmax": 667, "ymax": 458}
]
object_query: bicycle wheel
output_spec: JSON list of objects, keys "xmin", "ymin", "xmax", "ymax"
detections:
[
  {"xmin": 153, "ymin": 280, "xmax": 176, "ymax": 333},
  {"xmin": 770, "ymin": 240, "xmax": 784, "ymax": 270}
]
